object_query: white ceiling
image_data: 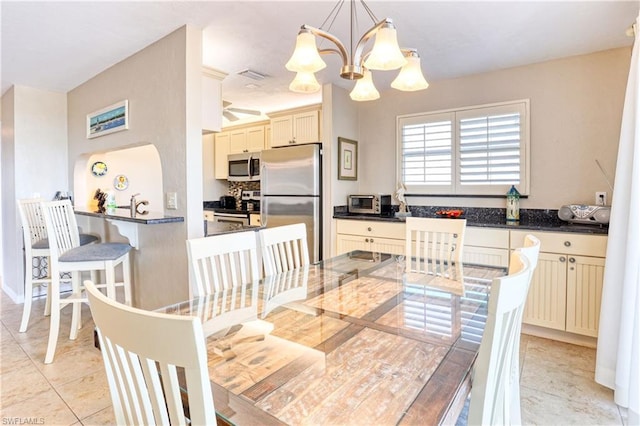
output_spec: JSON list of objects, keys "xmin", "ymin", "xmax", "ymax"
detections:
[{"xmin": 2, "ymin": 1, "xmax": 638, "ymax": 125}]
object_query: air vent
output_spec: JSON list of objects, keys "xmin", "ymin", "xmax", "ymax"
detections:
[{"xmin": 237, "ymin": 69, "xmax": 267, "ymax": 81}]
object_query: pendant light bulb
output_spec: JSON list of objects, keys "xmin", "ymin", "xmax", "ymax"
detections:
[
  {"xmin": 391, "ymin": 51, "xmax": 429, "ymax": 91},
  {"xmin": 289, "ymin": 71, "xmax": 321, "ymax": 93},
  {"xmin": 286, "ymin": 30, "xmax": 327, "ymax": 73},
  {"xmin": 349, "ymin": 69, "xmax": 380, "ymax": 101},
  {"xmin": 363, "ymin": 22, "xmax": 407, "ymax": 71}
]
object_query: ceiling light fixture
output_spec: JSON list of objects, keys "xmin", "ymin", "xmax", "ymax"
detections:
[{"xmin": 286, "ymin": 0, "xmax": 429, "ymax": 101}]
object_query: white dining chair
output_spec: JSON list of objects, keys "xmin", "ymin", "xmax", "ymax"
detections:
[
  {"xmin": 186, "ymin": 230, "xmax": 260, "ymax": 297},
  {"xmin": 84, "ymin": 279, "xmax": 216, "ymax": 425},
  {"xmin": 405, "ymin": 217, "xmax": 467, "ymax": 282},
  {"xmin": 40, "ymin": 199, "xmax": 132, "ymax": 364},
  {"xmin": 17, "ymin": 198, "xmax": 99, "ymax": 333},
  {"xmin": 258, "ymin": 223, "xmax": 310, "ymax": 277},
  {"xmin": 468, "ymin": 250, "xmax": 533, "ymax": 425},
  {"xmin": 508, "ymin": 233, "xmax": 541, "ymax": 425}
]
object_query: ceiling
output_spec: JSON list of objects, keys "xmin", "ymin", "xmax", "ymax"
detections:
[{"xmin": 2, "ymin": 1, "xmax": 638, "ymax": 126}]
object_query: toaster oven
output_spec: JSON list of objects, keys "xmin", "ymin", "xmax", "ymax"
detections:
[{"xmin": 348, "ymin": 194, "xmax": 392, "ymax": 216}]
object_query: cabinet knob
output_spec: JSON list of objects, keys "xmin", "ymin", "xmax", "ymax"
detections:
[
  {"xmin": 367, "ymin": 227, "xmax": 372, "ymax": 232},
  {"xmin": 370, "ymin": 238, "xmax": 374, "ymax": 243},
  {"xmin": 569, "ymin": 257, "xmax": 576, "ymax": 263},
  {"xmin": 559, "ymin": 256, "xmax": 566, "ymax": 262},
  {"xmin": 564, "ymin": 241, "xmax": 571, "ymax": 247},
  {"xmin": 365, "ymin": 238, "xmax": 369, "ymax": 243}
]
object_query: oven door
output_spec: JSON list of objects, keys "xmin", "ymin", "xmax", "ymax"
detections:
[{"xmin": 213, "ymin": 212, "xmax": 249, "ymax": 226}]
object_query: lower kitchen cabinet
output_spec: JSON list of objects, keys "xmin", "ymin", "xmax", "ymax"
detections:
[
  {"xmin": 335, "ymin": 220, "xmax": 405, "ymax": 255},
  {"xmin": 463, "ymin": 227, "xmax": 510, "ymax": 268},
  {"xmin": 511, "ymin": 230, "xmax": 607, "ymax": 338}
]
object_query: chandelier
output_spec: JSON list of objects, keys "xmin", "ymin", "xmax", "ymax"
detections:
[{"xmin": 285, "ymin": 0, "xmax": 429, "ymax": 101}]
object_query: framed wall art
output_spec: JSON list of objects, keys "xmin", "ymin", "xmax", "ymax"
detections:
[
  {"xmin": 87, "ymin": 100, "xmax": 129, "ymax": 139},
  {"xmin": 338, "ymin": 137, "xmax": 358, "ymax": 180}
]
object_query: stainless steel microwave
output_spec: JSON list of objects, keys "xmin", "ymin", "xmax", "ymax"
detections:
[
  {"xmin": 348, "ymin": 194, "xmax": 392, "ymax": 216},
  {"xmin": 228, "ymin": 152, "xmax": 260, "ymax": 182}
]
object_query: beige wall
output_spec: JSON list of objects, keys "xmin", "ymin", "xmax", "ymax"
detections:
[
  {"xmin": 67, "ymin": 25, "xmax": 202, "ymax": 309},
  {"xmin": 356, "ymin": 47, "xmax": 630, "ymax": 209},
  {"xmin": 322, "ymin": 84, "xmax": 359, "ymax": 258},
  {"xmin": 1, "ymin": 86, "xmax": 68, "ymax": 301}
]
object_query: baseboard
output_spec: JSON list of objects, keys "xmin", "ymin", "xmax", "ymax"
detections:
[
  {"xmin": 0, "ymin": 282, "xmax": 74, "ymax": 305},
  {"xmin": 522, "ymin": 324, "xmax": 597, "ymax": 348}
]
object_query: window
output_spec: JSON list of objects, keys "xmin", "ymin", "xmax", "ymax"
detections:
[{"xmin": 397, "ymin": 100, "xmax": 529, "ymax": 195}]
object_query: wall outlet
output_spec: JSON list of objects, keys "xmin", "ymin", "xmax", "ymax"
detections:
[
  {"xmin": 166, "ymin": 192, "xmax": 178, "ymax": 209},
  {"xmin": 595, "ymin": 192, "xmax": 607, "ymax": 206}
]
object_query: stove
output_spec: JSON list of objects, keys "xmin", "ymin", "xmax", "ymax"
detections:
[{"xmin": 241, "ymin": 190, "xmax": 260, "ymax": 212}]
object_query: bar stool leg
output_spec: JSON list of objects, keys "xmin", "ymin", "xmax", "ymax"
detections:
[
  {"xmin": 70, "ymin": 272, "xmax": 82, "ymax": 339},
  {"xmin": 123, "ymin": 254, "xmax": 132, "ymax": 305},
  {"xmin": 19, "ymin": 265, "xmax": 34, "ymax": 333},
  {"xmin": 44, "ymin": 276, "xmax": 61, "ymax": 364},
  {"xmin": 105, "ymin": 263, "xmax": 116, "ymax": 300}
]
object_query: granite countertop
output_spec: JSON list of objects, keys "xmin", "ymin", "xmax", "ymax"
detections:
[
  {"xmin": 333, "ymin": 211, "xmax": 609, "ymax": 235},
  {"xmin": 75, "ymin": 207, "xmax": 184, "ymax": 224}
]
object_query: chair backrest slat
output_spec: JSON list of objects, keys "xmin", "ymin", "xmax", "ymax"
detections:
[
  {"xmin": 259, "ymin": 223, "xmax": 310, "ymax": 277},
  {"xmin": 86, "ymin": 280, "xmax": 216, "ymax": 426},
  {"xmin": 405, "ymin": 217, "xmax": 467, "ymax": 282},
  {"xmin": 186, "ymin": 231, "xmax": 260, "ymax": 297}
]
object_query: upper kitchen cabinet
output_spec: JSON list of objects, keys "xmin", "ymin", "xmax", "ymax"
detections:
[
  {"xmin": 269, "ymin": 105, "xmax": 321, "ymax": 147},
  {"xmin": 229, "ymin": 125, "xmax": 266, "ymax": 154},
  {"xmin": 214, "ymin": 132, "xmax": 230, "ymax": 179},
  {"xmin": 202, "ymin": 67, "xmax": 227, "ymax": 134}
]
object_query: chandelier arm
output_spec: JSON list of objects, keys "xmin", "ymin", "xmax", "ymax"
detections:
[
  {"xmin": 352, "ymin": 18, "xmax": 391, "ymax": 67},
  {"xmin": 319, "ymin": 48, "xmax": 343, "ymax": 56},
  {"xmin": 302, "ymin": 24, "xmax": 349, "ymax": 66}
]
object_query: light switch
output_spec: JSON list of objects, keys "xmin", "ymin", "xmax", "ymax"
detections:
[{"xmin": 167, "ymin": 192, "xmax": 178, "ymax": 209}]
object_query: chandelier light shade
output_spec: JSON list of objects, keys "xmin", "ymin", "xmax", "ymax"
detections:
[
  {"xmin": 285, "ymin": 30, "xmax": 327, "ymax": 73},
  {"xmin": 289, "ymin": 71, "xmax": 322, "ymax": 93},
  {"xmin": 391, "ymin": 50, "xmax": 429, "ymax": 91},
  {"xmin": 349, "ymin": 68, "xmax": 380, "ymax": 101},
  {"xmin": 285, "ymin": 0, "xmax": 429, "ymax": 101},
  {"xmin": 362, "ymin": 23, "xmax": 407, "ymax": 71}
]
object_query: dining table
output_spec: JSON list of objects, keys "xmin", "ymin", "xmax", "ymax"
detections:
[{"xmin": 158, "ymin": 250, "xmax": 505, "ymax": 426}]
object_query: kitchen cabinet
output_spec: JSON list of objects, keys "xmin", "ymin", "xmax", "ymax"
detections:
[
  {"xmin": 511, "ymin": 230, "xmax": 607, "ymax": 338},
  {"xmin": 269, "ymin": 107, "xmax": 320, "ymax": 147},
  {"xmin": 463, "ymin": 227, "xmax": 510, "ymax": 267},
  {"xmin": 202, "ymin": 67, "xmax": 227, "ymax": 134},
  {"xmin": 336, "ymin": 220, "xmax": 405, "ymax": 255},
  {"xmin": 249, "ymin": 213, "xmax": 261, "ymax": 226},
  {"xmin": 214, "ymin": 132, "xmax": 230, "ymax": 179},
  {"xmin": 229, "ymin": 125, "xmax": 265, "ymax": 154},
  {"xmin": 204, "ymin": 211, "xmax": 214, "ymax": 221}
]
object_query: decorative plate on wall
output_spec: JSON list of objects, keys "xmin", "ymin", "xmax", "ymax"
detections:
[
  {"xmin": 114, "ymin": 174, "xmax": 129, "ymax": 191},
  {"xmin": 91, "ymin": 161, "xmax": 108, "ymax": 177}
]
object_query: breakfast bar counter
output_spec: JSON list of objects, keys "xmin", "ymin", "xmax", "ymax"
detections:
[{"xmin": 74, "ymin": 207, "xmax": 184, "ymax": 224}]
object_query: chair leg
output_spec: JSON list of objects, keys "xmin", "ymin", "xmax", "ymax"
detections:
[
  {"xmin": 19, "ymin": 265, "xmax": 34, "ymax": 333},
  {"xmin": 44, "ymin": 277, "xmax": 61, "ymax": 364},
  {"xmin": 44, "ymin": 256, "xmax": 52, "ymax": 316},
  {"xmin": 70, "ymin": 272, "xmax": 82, "ymax": 340}
]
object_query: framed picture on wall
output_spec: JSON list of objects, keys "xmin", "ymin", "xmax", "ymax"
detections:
[
  {"xmin": 87, "ymin": 100, "xmax": 129, "ymax": 139},
  {"xmin": 338, "ymin": 137, "xmax": 358, "ymax": 180}
]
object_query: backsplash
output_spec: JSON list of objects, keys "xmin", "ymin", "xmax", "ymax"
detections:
[{"xmin": 226, "ymin": 181, "xmax": 260, "ymax": 210}]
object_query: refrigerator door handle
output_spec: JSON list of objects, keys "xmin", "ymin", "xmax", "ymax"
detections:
[{"xmin": 260, "ymin": 164, "xmax": 267, "ymax": 227}]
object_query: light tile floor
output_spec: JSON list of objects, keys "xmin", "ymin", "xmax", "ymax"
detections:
[{"xmin": 0, "ymin": 291, "xmax": 628, "ymax": 425}]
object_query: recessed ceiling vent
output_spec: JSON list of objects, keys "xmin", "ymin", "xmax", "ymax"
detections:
[{"xmin": 237, "ymin": 69, "xmax": 267, "ymax": 80}]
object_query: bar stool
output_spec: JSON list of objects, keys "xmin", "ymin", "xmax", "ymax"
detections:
[
  {"xmin": 40, "ymin": 199, "xmax": 132, "ymax": 364},
  {"xmin": 17, "ymin": 198, "xmax": 99, "ymax": 333}
]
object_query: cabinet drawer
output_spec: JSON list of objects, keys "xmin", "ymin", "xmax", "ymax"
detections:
[
  {"xmin": 336, "ymin": 219, "xmax": 405, "ymax": 239},
  {"xmin": 465, "ymin": 227, "xmax": 509, "ymax": 249},
  {"xmin": 511, "ymin": 230, "xmax": 607, "ymax": 257}
]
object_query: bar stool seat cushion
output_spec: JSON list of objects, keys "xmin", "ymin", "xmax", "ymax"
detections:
[
  {"xmin": 60, "ymin": 243, "xmax": 131, "ymax": 263},
  {"xmin": 33, "ymin": 234, "xmax": 99, "ymax": 249}
]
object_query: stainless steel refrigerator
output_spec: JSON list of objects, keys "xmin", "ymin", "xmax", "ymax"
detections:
[{"xmin": 260, "ymin": 143, "xmax": 322, "ymax": 263}]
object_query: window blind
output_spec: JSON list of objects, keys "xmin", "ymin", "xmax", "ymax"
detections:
[
  {"xmin": 401, "ymin": 119, "xmax": 452, "ymax": 185},
  {"xmin": 459, "ymin": 112, "xmax": 521, "ymax": 186}
]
